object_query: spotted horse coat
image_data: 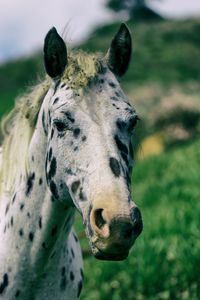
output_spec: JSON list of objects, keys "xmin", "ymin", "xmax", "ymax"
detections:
[{"xmin": 0, "ymin": 24, "xmax": 143, "ymax": 299}]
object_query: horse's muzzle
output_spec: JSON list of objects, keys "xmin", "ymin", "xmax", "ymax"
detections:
[{"xmin": 87, "ymin": 206, "xmax": 143, "ymax": 261}]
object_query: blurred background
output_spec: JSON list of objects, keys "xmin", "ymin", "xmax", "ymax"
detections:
[{"xmin": 0, "ymin": 0, "xmax": 200, "ymax": 299}]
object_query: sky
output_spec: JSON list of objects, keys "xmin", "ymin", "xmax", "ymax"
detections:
[{"xmin": 0, "ymin": 0, "xmax": 200, "ymax": 63}]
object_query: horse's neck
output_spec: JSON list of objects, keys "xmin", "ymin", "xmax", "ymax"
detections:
[{"xmin": 0, "ymin": 110, "xmax": 75, "ymax": 274}]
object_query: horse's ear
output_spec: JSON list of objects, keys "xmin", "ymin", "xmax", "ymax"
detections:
[
  {"xmin": 107, "ymin": 23, "xmax": 132, "ymax": 77},
  {"xmin": 44, "ymin": 27, "xmax": 67, "ymax": 79}
]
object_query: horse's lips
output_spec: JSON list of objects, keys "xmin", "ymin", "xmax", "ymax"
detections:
[
  {"xmin": 89, "ymin": 241, "xmax": 131, "ymax": 261},
  {"xmin": 94, "ymin": 248, "xmax": 129, "ymax": 261}
]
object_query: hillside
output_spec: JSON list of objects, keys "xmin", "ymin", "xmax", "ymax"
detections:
[{"xmin": 0, "ymin": 18, "xmax": 200, "ymax": 117}]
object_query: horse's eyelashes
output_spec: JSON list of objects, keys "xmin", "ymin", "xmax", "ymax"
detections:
[{"xmin": 53, "ymin": 119, "xmax": 70, "ymax": 132}]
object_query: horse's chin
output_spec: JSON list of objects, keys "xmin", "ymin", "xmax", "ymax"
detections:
[
  {"xmin": 89, "ymin": 242, "xmax": 130, "ymax": 261},
  {"xmin": 94, "ymin": 249, "xmax": 129, "ymax": 261}
]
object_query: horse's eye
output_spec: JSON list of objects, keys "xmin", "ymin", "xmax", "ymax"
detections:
[
  {"xmin": 53, "ymin": 120, "xmax": 68, "ymax": 132},
  {"xmin": 128, "ymin": 116, "xmax": 139, "ymax": 133}
]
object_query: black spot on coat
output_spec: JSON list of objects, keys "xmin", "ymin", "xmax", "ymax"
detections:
[
  {"xmin": 29, "ymin": 232, "xmax": 34, "ymax": 242},
  {"xmin": 19, "ymin": 229, "xmax": 24, "ymax": 236},
  {"xmin": 0, "ymin": 273, "xmax": 9, "ymax": 295},
  {"xmin": 51, "ymin": 225, "xmax": 58, "ymax": 237},
  {"xmin": 48, "ymin": 157, "xmax": 57, "ymax": 180},
  {"xmin": 109, "ymin": 157, "xmax": 121, "ymax": 177},
  {"xmin": 71, "ymin": 181, "xmax": 80, "ymax": 194},
  {"xmin": 77, "ymin": 281, "xmax": 83, "ymax": 298},
  {"xmin": 73, "ymin": 128, "xmax": 81, "ymax": 138},
  {"xmin": 42, "ymin": 110, "xmax": 47, "ymax": 136},
  {"xmin": 70, "ymin": 271, "xmax": 74, "ymax": 281},
  {"xmin": 114, "ymin": 135, "xmax": 128, "ymax": 155},
  {"xmin": 64, "ymin": 111, "xmax": 75, "ymax": 123},
  {"xmin": 39, "ymin": 217, "xmax": 42, "ymax": 229},
  {"xmin": 26, "ymin": 173, "xmax": 35, "ymax": 196},
  {"xmin": 15, "ymin": 290, "xmax": 20, "ymax": 297},
  {"xmin": 50, "ymin": 181, "xmax": 59, "ymax": 199}
]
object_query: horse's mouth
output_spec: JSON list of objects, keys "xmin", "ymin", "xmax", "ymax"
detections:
[
  {"xmin": 94, "ymin": 249, "xmax": 129, "ymax": 261},
  {"xmin": 90, "ymin": 242, "xmax": 131, "ymax": 261}
]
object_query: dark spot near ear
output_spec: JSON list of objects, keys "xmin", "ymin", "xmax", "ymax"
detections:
[
  {"xmin": 70, "ymin": 271, "xmax": 74, "ymax": 281},
  {"xmin": 51, "ymin": 129, "xmax": 54, "ymax": 139},
  {"xmin": 51, "ymin": 225, "xmax": 58, "ymax": 237},
  {"xmin": 99, "ymin": 78, "xmax": 104, "ymax": 84},
  {"xmin": 77, "ymin": 281, "xmax": 83, "ymax": 298},
  {"xmin": 73, "ymin": 128, "xmax": 81, "ymax": 138},
  {"xmin": 26, "ymin": 173, "xmax": 35, "ymax": 196},
  {"xmin": 109, "ymin": 157, "xmax": 121, "ymax": 177},
  {"xmin": 39, "ymin": 178, "xmax": 43, "ymax": 185},
  {"xmin": 109, "ymin": 81, "xmax": 116, "ymax": 88},
  {"xmin": 29, "ymin": 232, "xmax": 34, "ymax": 242},
  {"xmin": 116, "ymin": 119, "xmax": 126, "ymax": 131},
  {"xmin": 0, "ymin": 273, "xmax": 9, "ymax": 295},
  {"xmin": 48, "ymin": 157, "xmax": 57, "ymax": 180},
  {"xmin": 71, "ymin": 181, "xmax": 80, "ymax": 194},
  {"xmin": 53, "ymin": 97, "xmax": 59, "ymax": 105},
  {"xmin": 50, "ymin": 181, "xmax": 59, "ymax": 199},
  {"xmin": 19, "ymin": 229, "xmax": 24, "ymax": 237},
  {"xmin": 15, "ymin": 290, "xmax": 20, "ymax": 298},
  {"xmin": 42, "ymin": 110, "xmax": 47, "ymax": 136},
  {"xmin": 54, "ymin": 80, "xmax": 61, "ymax": 94},
  {"xmin": 39, "ymin": 217, "xmax": 42, "ymax": 229},
  {"xmin": 61, "ymin": 83, "xmax": 66, "ymax": 88},
  {"xmin": 64, "ymin": 111, "xmax": 75, "ymax": 123},
  {"xmin": 114, "ymin": 135, "xmax": 128, "ymax": 155},
  {"xmin": 82, "ymin": 136, "xmax": 87, "ymax": 142}
]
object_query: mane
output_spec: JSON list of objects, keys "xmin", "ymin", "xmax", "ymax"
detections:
[{"xmin": 0, "ymin": 50, "xmax": 105, "ymax": 196}]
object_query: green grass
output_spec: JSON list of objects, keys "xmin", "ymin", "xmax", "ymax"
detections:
[{"xmin": 78, "ymin": 139, "xmax": 200, "ymax": 300}]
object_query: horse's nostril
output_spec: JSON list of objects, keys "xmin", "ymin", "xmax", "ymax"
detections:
[
  {"xmin": 94, "ymin": 209, "xmax": 106, "ymax": 230},
  {"xmin": 131, "ymin": 207, "xmax": 143, "ymax": 236}
]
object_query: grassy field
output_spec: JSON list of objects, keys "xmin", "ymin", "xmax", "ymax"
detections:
[{"xmin": 79, "ymin": 139, "xmax": 200, "ymax": 300}]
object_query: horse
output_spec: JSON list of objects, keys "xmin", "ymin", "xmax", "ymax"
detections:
[{"xmin": 0, "ymin": 23, "xmax": 143, "ymax": 299}]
